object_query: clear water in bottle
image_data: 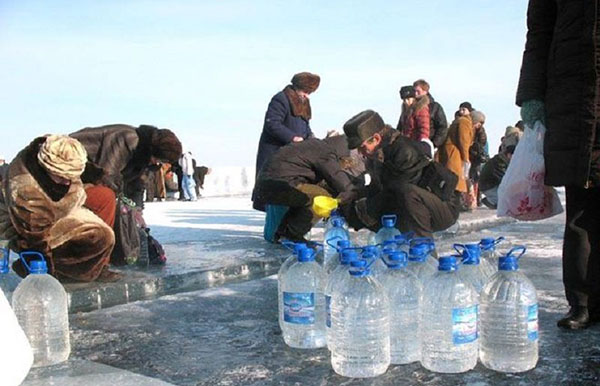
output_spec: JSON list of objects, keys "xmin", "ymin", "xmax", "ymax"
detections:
[
  {"xmin": 325, "ymin": 249, "xmax": 359, "ymax": 350},
  {"xmin": 363, "ymin": 246, "xmax": 387, "ymax": 278},
  {"xmin": 0, "ymin": 242, "xmax": 21, "ymax": 304},
  {"xmin": 324, "ymin": 209, "xmax": 349, "ymax": 232},
  {"xmin": 455, "ymin": 243, "xmax": 490, "ymax": 293},
  {"xmin": 281, "ymin": 248, "xmax": 326, "ymax": 348},
  {"xmin": 12, "ymin": 253, "xmax": 70, "ymax": 367},
  {"xmin": 380, "ymin": 251, "xmax": 422, "ymax": 364},
  {"xmin": 479, "ymin": 237, "xmax": 505, "ymax": 277},
  {"xmin": 421, "ymin": 256, "xmax": 479, "ymax": 373},
  {"xmin": 324, "ymin": 218, "xmax": 350, "ymax": 270},
  {"xmin": 278, "ymin": 243, "xmax": 307, "ymax": 330},
  {"xmin": 330, "ymin": 259, "xmax": 390, "ymax": 377},
  {"xmin": 374, "ymin": 215, "xmax": 402, "ymax": 245},
  {"xmin": 480, "ymin": 246, "xmax": 538, "ymax": 373},
  {"xmin": 324, "ymin": 239, "xmax": 351, "ymax": 276},
  {"xmin": 407, "ymin": 244, "xmax": 437, "ymax": 284}
]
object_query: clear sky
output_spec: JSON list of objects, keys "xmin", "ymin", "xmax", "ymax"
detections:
[{"xmin": 0, "ymin": 0, "xmax": 528, "ymax": 166}]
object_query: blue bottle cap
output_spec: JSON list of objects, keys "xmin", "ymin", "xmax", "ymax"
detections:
[
  {"xmin": 462, "ymin": 244, "xmax": 481, "ymax": 265},
  {"xmin": 297, "ymin": 248, "xmax": 315, "ymax": 262},
  {"xmin": 480, "ymin": 237, "xmax": 496, "ymax": 250},
  {"xmin": 498, "ymin": 256, "xmax": 518, "ymax": 271},
  {"xmin": 438, "ymin": 256, "xmax": 458, "ymax": 271},
  {"xmin": 340, "ymin": 249, "xmax": 359, "ymax": 265},
  {"xmin": 330, "ymin": 209, "xmax": 341, "ymax": 218},
  {"xmin": 408, "ymin": 244, "xmax": 428, "ymax": 262},
  {"xmin": 387, "ymin": 251, "xmax": 408, "ymax": 269},
  {"xmin": 293, "ymin": 243, "xmax": 307, "ymax": 254},
  {"xmin": 337, "ymin": 239, "xmax": 351, "ymax": 249},
  {"xmin": 349, "ymin": 259, "xmax": 370, "ymax": 276},
  {"xmin": 0, "ymin": 253, "xmax": 9, "ymax": 274},
  {"xmin": 332, "ymin": 217, "xmax": 344, "ymax": 228},
  {"xmin": 29, "ymin": 259, "xmax": 48, "ymax": 274},
  {"xmin": 382, "ymin": 217, "xmax": 395, "ymax": 228}
]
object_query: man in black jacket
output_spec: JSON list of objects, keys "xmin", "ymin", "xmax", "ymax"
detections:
[
  {"xmin": 341, "ymin": 110, "xmax": 460, "ymax": 238},
  {"xmin": 254, "ymin": 135, "xmax": 360, "ymax": 242},
  {"xmin": 479, "ymin": 145, "xmax": 515, "ymax": 209}
]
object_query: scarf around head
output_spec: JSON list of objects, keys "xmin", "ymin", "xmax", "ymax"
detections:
[
  {"xmin": 37, "ymin": 135, "xmax": 87, "ymax": 180},
  {"xmin": 283, "ymin": 85, "xmax": 312, "ymax": 120}
]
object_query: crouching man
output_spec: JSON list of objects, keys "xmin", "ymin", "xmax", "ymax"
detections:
[
  {"xmin": 254, "ymin": 135, "xmax": 360, "ymax": 243},
  {"xmin": 0, "ymin": 135, "xmax": 116, "ymax": 282},
  {"xmin": 341, "ymin": 110, "xmax": 460, "ymax": 238}
]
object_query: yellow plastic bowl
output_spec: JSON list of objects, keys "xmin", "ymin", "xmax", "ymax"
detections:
[{"xmin": 312, "ymin": 196, "xmax": 339, "ymax": 218}]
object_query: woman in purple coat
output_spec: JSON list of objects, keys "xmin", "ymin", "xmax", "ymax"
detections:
[{"xmin": 252, "ymin": 72, "xmax": 320, "ymax": 211}]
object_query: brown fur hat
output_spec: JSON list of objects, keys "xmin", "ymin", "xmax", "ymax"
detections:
[
  {"xmin": 291, "ymin": 72, "xmax": 320, "ymax": 94},
  {"xmin": 151, "ymin": 129, "xmax": 182, "ymax": 163}
]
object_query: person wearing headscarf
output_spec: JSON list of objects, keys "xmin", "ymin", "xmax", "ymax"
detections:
[
  {"xmin": 252, "ymin": 71, "xmax": 320, "ymax": 211},
  {"xmin": 0, "ymin": 135, "xmax": 117, "ymax": 282}
]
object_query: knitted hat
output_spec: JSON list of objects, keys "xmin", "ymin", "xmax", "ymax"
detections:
[
  {"xmin": 343, "ymin": 110, "xmax": 385, "ymax": 149},
  {"xmin": 37, "ymin": 135, "xmax": 87, "ymax": 180},
  {"xmin": 471, "ymin": 110, "xmax": 486, "ymax": 124},
  {"xmin": 151, "ymin": 129, "xmax": 182, "ymax": 164},
  {"xmin": 505, "ymin": 125, "xmax": 520, "ymax": 136},
  {"xmin": 459, "ymin": 101, "xmax": 474, "ymax": 112},
  {"xmin": 291, "ymin": 72, "xmax": 320, "ymax": 93},
  {"xmin": 399, "ymin": 85, "xmax": 415, "ymax": 99}
]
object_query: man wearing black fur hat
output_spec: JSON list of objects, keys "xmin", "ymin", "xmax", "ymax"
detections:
[
  {"xmin": 341, "ymin": 110, "xmax": 460, "ymax": 238},
  {"xmin": 252, "ymin": 71, "xmax": 320, "ymax": 211}
]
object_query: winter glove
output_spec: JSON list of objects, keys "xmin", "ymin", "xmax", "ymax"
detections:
[
  {"xmin": 462, "ymin": 161, "xmax": 471, "ymax": 178},
  {"xmin": 520, "ymin": 99, "xmax": 545, "ymax": 128}
]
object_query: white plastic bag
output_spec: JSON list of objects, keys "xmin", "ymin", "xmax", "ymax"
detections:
[
  {"xmin": 497, "ymin": 120, "xmax": 563, "ymax": 221},
  {"xmin": 0, "ymin": 290, "xmax": 33, "ymax": 386}
]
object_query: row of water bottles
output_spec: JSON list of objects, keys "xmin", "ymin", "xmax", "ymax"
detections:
[
  {"xmin": 277, "ymin": 214, "xmax": 539, "ymax": 377},
  {"xmin": 0, "ymin": 241, "xmax": 71, "ymax": 385}
]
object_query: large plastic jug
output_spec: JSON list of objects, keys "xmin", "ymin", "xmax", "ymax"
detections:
[
  {"xmin": 0, "ymin": 240, "xmax": 21, "ymax": 303},
  {"xmin": 12, "ymin": 251, "xmax": 70, "ymax": 367},
  {"xmin": 0, "ymin": 289, "xmax": 34, "ymax": 386}
]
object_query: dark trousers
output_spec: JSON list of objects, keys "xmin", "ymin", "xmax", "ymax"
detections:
[
  {"xmin": 563, "ymin": 186, "xmax": 600, "ymax": 311},
  {"xmin": 359, "ymin": 184, "xmax": 460, "ymax": 238},
  {"xmin": 255, "ymin": 179, "xmax": 329, "ymax": 240}
]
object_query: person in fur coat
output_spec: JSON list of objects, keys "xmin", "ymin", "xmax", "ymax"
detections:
[
  {"xmin": 252, "ymin": 72, "xmax": 320, "ymax": 211},
  {"xmin": 0, "ymin": 135, "xmax": 117, "ymax": 282}
]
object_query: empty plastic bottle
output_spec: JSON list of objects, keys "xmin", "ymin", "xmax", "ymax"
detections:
[
  {"xmin": 421, "ymin": 256, "xmax": 479, "ymax": 373},
  {"xmin": 374, "ymin": 215, "xmax": 402, "ymax": 246},
  {"xmin": 281, "ymin": 247, "xmax": 326, "ymax": 348},
  {"xmin": 407, "ymin": 243, "xmax": 437, "ymax": 284},
  {"xmin": 480, "ymin": 246, "xmax": 538, "ymax": 373},
  {"xmin": 325, "ymin": 249, "xmax": 359, "ymax": 350},
  {"xmin": 0, "ymin": 289, "xmax": 33, "ymax": 386},
  {"xmin": 380, "ymin": 251, "xmax": 422, "ymax": 364},
  {"xmin": 479, "ymin": 237, "xmax": 505, "ymax": 277},
  {"xmin": 330, "ymin": 259, "xmax": 390, "ymax": 377},
  {"xmin": 0, "ymin": 241, "xmax": 21, "ymax": 304},
  {"xmin": 12, "ymin": 252, "xmax": 70, "ymax": 367},
  {"xmin": 324, "ymin": 236, "xmax": 351, "ymax": 276},
  {"xmin": 324, "ymin": 218, "xmax": 350, "ymax": 268},
  {"xmin": 455, "ymin": 243, "xmax": 489, "ymax": 293},
  {"xmin": 278, "ymin": 242, "xmax": 307, "ymax": 330},
  {"xmin": 325, "ymin": 209, "xmax": 349, "ymax": 232}
]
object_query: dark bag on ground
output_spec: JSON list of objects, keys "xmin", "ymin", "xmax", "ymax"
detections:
[
  {"xmin": 418, "ymin": 161, "xmax": 458, "ymax": 201},
  {"xmin": 137, "ymin": 227, "xmax": 167, "ymax": 266},
  {"xmin": 111, "ymin": 196, "xmax": 141, "ymax": 266}
]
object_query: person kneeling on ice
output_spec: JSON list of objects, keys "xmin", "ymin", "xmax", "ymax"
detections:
[
  {"xmin": 254, "ymin": 135, "xmax": 362, "ymax": 243},
  {"xmin": 0, "ymin": 135, "xmax": 117, "ymax": 282},
  {"xmin": 340, "ymin": 109, "xmax": 460, "ymax": 238}
]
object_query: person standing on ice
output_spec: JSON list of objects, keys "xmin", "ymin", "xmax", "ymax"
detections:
[
  {"xmin": 252, "ymin": 72, "xmax": 320, "ymax": 211},
  {"xmin": 179, "ymin": 151, "xmax": 197, "ymax": 201},
  {"xmin": 516, "ymin": 0, "xmax": 600, "ymax": 329}
]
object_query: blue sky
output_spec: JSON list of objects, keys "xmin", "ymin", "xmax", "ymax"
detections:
[{"xmin": 0, "ymin": 0, "xmax": 528, "ymax": 166}]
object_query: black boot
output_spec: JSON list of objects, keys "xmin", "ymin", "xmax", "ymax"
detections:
[{"xmin": 557, "ymin": 306, "xmax": 591, "ymax": 330}]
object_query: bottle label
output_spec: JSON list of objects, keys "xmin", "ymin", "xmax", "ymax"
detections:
[
  {"xmin": 526, "ymin": 303, "xmax": 539, "ymax": 341},
  {"xmin": 325, "ymin": 295, "xmax": 331, "ymax": 328},
  {"xmin": 452, "ymin": 305, "xmax": 478, "ymax": 345},
  {"xmin": 283, "ymin": 292, "xmax": 315, "ymax": 325}
]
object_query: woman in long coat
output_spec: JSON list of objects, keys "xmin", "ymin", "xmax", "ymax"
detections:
[
  {"xmin": 0, "ymin": 135, "xmax": 115, "ymax": 282},
  {"xmin": 252, "ymin": 72, "xmax": 320, "ymax": 211},
  {"xmin": 435, "ymin": 114, "xmax": 476, "ymax": 193},
  {"xmin": 516, "ymin": 0, "xmax": 600, "ymax": 329}
]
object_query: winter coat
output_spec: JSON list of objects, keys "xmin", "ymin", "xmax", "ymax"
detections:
[
  {"xmin": 71, "ymin": 124, "xmax": 160, "ymax": 194},
  {"xmin": 179, "ymin": 152, "xmax": 194, "ymax": 176},
  {"xmin": 257, "ymin": 137, "xmax": 354, "ymax": 196},
  {"xmin": 254, "ymin": 87, "xmax": 314, "ymax": 177},
  {"xmin": 479, "ymin": 152, "xmax": 511, "ymax": 192},
  {"xmin": 0, "ymin": 137, "xmax": 114, "ymax": 281},
  {"xmin": 516, "ymin": 0, "xmax": 600, "ymax": 187},
  {"xmin": 428, "ymin": 94, "xmax": 449, "ymax": 148},
  {"xmin": 380, "ymin": 130, "xmax": 432, "ymax": 189},
  {"xmin": 399, "ymin": 96, "xmax": 431, "ymax": 142},
  {"xmin": 436, "ymin": 116, "xmax": 474, "ymax": 192},
  {"xmin": 469, "ymin": 126, "xmax": 489, "ymax": 167}
]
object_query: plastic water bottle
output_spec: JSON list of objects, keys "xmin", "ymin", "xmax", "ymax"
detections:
[
  {"xmin": 12, "ymin": 252, "xmax": 70, "ymax": 367},
  {"xmin": 281, "ymin": 247, "xmax": 326, "ymax": 348},
  {"xmin": 324, "ymin": 219, "xmax": 351, "ymax": 272},
  {"xmin": 407, "ymin": 244, "xmax": 437, "ymax": 284},
  {"xmin": 325, "ymin": 249, "xmax": 359, "ymax": 349},
  {"xmin": 455, "ymin": 243, "xmax": 489, "ymax": 293},
  {"xmin": 421, "ymin": 256, "xmax": 479, "ymax": 373},
  {"xmin": 393, "ymin": 233, "xmax": 412, "ymax": 254},
  {"xmin": 380, "ymin": 251, "xmax": 422, "ymax": 364},
  {"xmin": 363, "ymin": 246, "xmax": 387, "ymax": 278},
  {"xmin": 325, "ymin": 209, "xmax": 349, "ymax": 232},
  {"xmin": 374, "ymin": 215, "xmax": 401, "ymax": 246},
  {"xmin": 0, "ymin": 289, "xmax": 33, "ymax": 386},
  {"xmin": 480, "ymin": 246, "xmax": 538, "ymax": 373},
  {"xmin": 479, "ymin": 237, "xmax": 505, "ymax": 277},
  {"xmin": 324, "ymin": 239, "xmax": 351, "ymax": 276},
  {"xmin": 0, "ymin": 241, "xmax": 21, "ymax": 304},
  {"xmin": 278, "ymin": 242, "xmax": 307, "ymax": 330},
  {"xmin": 330, "ymin": 259, "xmax": 390, "ymax": 377}
]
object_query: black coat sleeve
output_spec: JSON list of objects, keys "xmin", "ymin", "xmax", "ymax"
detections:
[{"xmin": 430, "ymin": 102, "xmax": 449, "ymax": 147}]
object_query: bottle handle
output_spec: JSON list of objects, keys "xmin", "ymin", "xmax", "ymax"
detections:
[
  {"xmin": 381, "ymin": 214, "xmax": 397, "ymax": 225},
  {"xmin": 18, "ymin": 251, "xmax": 45, "ymax": 273},
  {"xmin": 494, "ymin": 236, "xmax": 505, "ymax": 246},
  {"xmin": 506, "ymin": 245, "xmax": 526, "ymax": 259},
  {"xmin": 453, "ymin": 243, "xmax": 466, "ymax": 256},
  {"xmin": 326, "ymin": 235, "xmax": 342, "ymax": 249}
]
